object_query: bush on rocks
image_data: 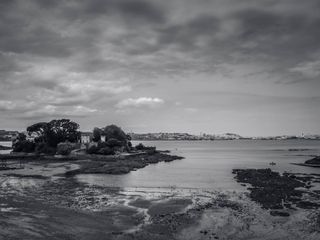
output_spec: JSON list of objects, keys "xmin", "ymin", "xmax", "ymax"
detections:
[
  {"xmin": 135, "ymin": 143, "xmax": 156, "ymax": 153},
  {"xmin": 56, "ymin": 142, "xmax": 75, "ymax": 155},
  {"xmin": 98, "ymin": 146, "xmax": 115, "ymax": 155},
  {"xmin": 13, "ymin": 140, "xmax": 35, "ymax": 153},
  {"xmin": 87, "ymin": 145, "xmax": 99, "ymax": 154},
  {"xmin": 106, "ymin": 138, "xmax": 122, "ymax": 148},
  {"xmin": 135, "ymin": 143, "xmax": 145, "ymax": 150}
]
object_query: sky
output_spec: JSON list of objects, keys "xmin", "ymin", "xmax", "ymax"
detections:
[{"xmin": 0, "ymin": 0, "xmax": 320, "ymax": 136}]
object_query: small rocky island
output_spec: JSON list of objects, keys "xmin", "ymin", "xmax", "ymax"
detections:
[
  {"xmin": 0, "ymin": 119, "xmax": 183, "ymax": 175},
  {"xmin": 305, "ymin": 156, "xmax": 320, "ymax": 165},
  {"xmin": 292, "ymin": 156, "xmax": 320, "ymax": 168}
]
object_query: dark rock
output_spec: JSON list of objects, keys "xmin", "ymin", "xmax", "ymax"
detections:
[
  {"xmin": 270, "ymin": 211, "xmax": 290, "ymax": 217},
  {"xmin": 305, "ymin": 156, "xmax": 320, "ymax": 165},
  {"xmin": 296, "ymin": 201, "xmax": 320, "ymax": 209},
  {"xmin": 233, "ymin": 169, "xmax": 305, "ymax": 209},
  {"xmin": 4, "ymin": 173, "xmax": 48, "ymax": 179},
  {"xmin": 288, "ymin": 148, "xmax": 310, "ymax": 152}
]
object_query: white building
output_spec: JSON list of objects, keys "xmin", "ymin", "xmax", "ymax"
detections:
[
  {"xmin": 80, "ymin": 132, "xmax": 92, "ymax": 144},
  {"xmin": 80, "ymin": 132, "xmax": 106, "ymax": 143}
]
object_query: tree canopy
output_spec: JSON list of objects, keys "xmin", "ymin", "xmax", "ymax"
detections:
[
  {"xmin": 27, "ymin": 119, "xmax": 80, "ymax": 147},
  {"xmin": 102, "ymin": 124, "xmax": 128, "ymax": 143},
  {"xmin": 92, "ymin": 127, "xmax": 101, "ymax": 142}
]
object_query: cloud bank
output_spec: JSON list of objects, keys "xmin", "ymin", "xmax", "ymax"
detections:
[{"xmin": 0, "ymin": 0, "xmax": 319, "ymax": 135}]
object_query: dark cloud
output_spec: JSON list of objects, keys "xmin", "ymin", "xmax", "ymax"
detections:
[
  {"xmin": 0, "ymin": 0, "xmax": 319, "ymax": 133},
  {"xmin": 233, "ymin": 9, "xmax": 320, "ymax": 59},
  {"xmin": 52, "ymin": 0, "xmax": 165, "ymax": 25},
  {"xmin": 158, "ymin": 15, "xmax": 220, "ymax": 51},
  {"xmin": 0, "ymin": 53, "xmax": 21, "ymax": 75},
  {"xmin": 0, "ymin": 26, "xmax": 73, "ymax": 58},
  {"xmin": 82, "ymin": 0, "xmax": 165, "ymax": 23}
]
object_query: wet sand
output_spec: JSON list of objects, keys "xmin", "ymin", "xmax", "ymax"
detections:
[{"xmin": 1, "ymin": 161, "xmax": 320, "ymax": 240}]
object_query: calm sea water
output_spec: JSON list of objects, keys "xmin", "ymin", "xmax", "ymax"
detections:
[
  {"xmin": 77, "ymin": 140, "xmax": 320, "ymax": 190},
  {"xmin": 0, "ymin": 141, "xmax": 12, "ymax": 154}
]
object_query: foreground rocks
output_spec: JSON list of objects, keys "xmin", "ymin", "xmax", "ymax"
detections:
[
  {"xmin": 1, "ymin": 163, "xmax": 320, "ymax": 239},
  {"xmin": 233, "ymin": 168, "xmax": 320, "ymax": 216}
]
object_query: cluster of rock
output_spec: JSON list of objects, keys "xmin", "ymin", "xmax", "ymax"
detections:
[
  {"xmin": 305, "ymin": 156, "xmax": 320, "ymax": 165},
  {"xmin": 233, "ymin": 168, "xmax": 320, "ymax": 216}
]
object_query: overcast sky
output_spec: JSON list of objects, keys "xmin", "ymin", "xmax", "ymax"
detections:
[{"xmin": 0, "ymin": 0, "xmax": 320, "ymax": 136}]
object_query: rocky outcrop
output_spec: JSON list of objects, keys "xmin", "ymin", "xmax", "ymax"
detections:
[
  {"xmin": 305, "ymin": 156, "xmax": 320, "ymax": 165},
  {"xmin": 66, "ymin": 152, "xmax": 184, "ymax": 176},
  {"xmin": 233, "ymin": 168, "xmax": 320, "ymax": 215}
]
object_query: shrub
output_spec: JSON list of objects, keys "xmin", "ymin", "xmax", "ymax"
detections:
[
  {"xmin": 35, "ymin": 142, "xmax": 56, "ymax": 155},
  {"xmin": 13, "ymin": 140, "xmax": 35, "ymax": 153},
  {"xmin": 98, "ymin": 147, "xmax": 115, "ymax": 155},
  {"xmin": 146, "ymin": 147, "xmax": 157, "ymax": 155},
  {"xmin": 56, "ymin": 142, "xmax": 75, "ymax": 155},
  {"xmin": 97, "ymin": 141, "xmax": 108, "ymax": 149},
  {"xmin": 135, "ymin": 143, "xmax": 145, "ymax": 150},
  {"xmin": 35, "ymin": 142, "xmax": 46, "ymax": 153},
  {"xmin": 12, "ymin": 142, "xmax": 23, "ymax": 152},
  {"xmin": 135, "ymin": 143, "xmax": 156, "ymax": 153},
  {"xmin": 106, "ymin": 138, "xmax": 122, "ymax": 148},
  {"xmin": 87, "ymin": 145, "xmax": 99, "ymax": 154}
]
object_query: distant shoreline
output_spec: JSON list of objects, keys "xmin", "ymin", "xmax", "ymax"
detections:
[
  {"xmin": 131, "ymin": 138, "xmax": 320, "ymax": 141},
  {"xmin": 2, "ymin": 139, "xmax": 320, "ymax": 144}
]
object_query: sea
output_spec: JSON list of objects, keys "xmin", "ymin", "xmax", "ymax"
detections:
[
  {"xmin": 0, "ymin": 141, "xmax": 13, "ymax": 154},
  {"xmin": 1, "ymin": 140, "xmax": 320, "ymax": 191},
  {"xmin": 75, "ymin": 140, "xmax": 320, "ymax": 191}
]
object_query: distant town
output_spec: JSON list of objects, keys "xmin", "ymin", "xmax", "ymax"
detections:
[
  {"xmin": 128, "ymin": 132, "xmax": 320, "ymax": 141},
  {"xmin": 1, "ymin": 129, "xmax": 320, "ymax": 142}
]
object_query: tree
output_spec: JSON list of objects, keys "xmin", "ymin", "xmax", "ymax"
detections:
[
  {"xmin": 12, "ymin": 133, "xmax": 35, "ymax": 153},
  {"xmin": 16, "ymin": 132, "xmax": 26, "ymax": 142},
  {"xmin": 27, "ymin": 122, "xmax": 48, "ymax": 138},
  {"xmin": 92, "ymin": 127, "xmax": 101, "ymax": 142},
  {"xmin": 102, "ymin": 124, "xmax": 128, "ymax": 144},
  {"xmin": 46, "ymin": 119, "xmax": 80, "ymax": 147},
  {"xmin": 27, "ymin": 119, "xmax": 81, "ymax": 148}
]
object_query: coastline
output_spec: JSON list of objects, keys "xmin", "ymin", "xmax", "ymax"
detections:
[
  {"xmin": 1, "ymin": 142, "xmax": 320, "ymax": 239},
  {"xmin": 1, "ymin": 166, "xmax": 319, "ymax": 240},
  {"xmin": 0, "ymin": 151, "xmax": 184, "ymax": 175}
]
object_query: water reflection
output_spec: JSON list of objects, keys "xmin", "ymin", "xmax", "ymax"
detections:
[{"xmin": 77, "ymin": 140, "xmax": 320, "ymax": 190}]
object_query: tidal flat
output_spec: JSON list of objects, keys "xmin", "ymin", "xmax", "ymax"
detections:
[{"xmin": 1, "ymin": 157, "xmax": 320, "ymax": 240}]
